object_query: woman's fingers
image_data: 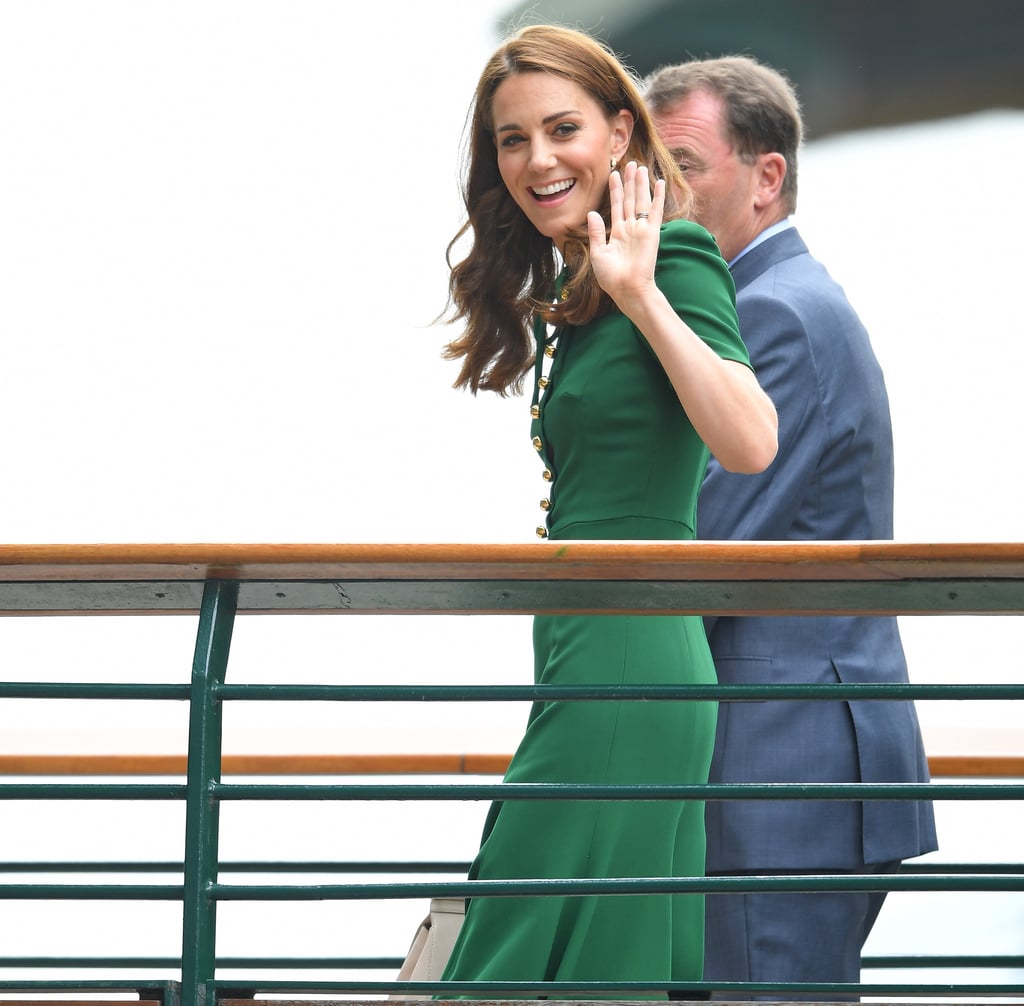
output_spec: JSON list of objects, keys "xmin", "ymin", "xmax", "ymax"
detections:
[
  {"xmin": 616, "ymin": 162, "xmax": 659, "ymax": 227},
  {"xmin": 607, "ymin": 167, "xmax": 624, "ymax": 229},
  {"xmin": 620, "ymin": 160, "xmax": 637, "ymax": 222},
  {"xmin": 647, "ymin": 176, "xmax": 665, "ymax": 226}
]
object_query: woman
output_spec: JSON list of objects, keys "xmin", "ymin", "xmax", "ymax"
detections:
[{"xmin": 438, "ymin": 24, "xmax": 778, "ymax": 995}]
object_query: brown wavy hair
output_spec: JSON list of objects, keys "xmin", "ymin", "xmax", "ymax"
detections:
[{"xmin": 442, "ymin": 24, "xmax": 694, "ymax": 396}]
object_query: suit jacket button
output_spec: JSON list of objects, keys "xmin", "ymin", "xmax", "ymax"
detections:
[
  {"xmin": 536, "ymin": 527, "xmax": 548, "ymax": 539},
  {"xmin": 530, "ymin": 404, "xmax": 541, "ymax": 419},
  {"xmin": 542, "ymin": 469, "xmax": 553, "ymax": 481},
  {"xmin": 532, "ymin": 436, "xmax": 543, "ymax": 451},
  {"xmin": 540, "ymin": 498, "xmax": 551, "ymax": 511}
]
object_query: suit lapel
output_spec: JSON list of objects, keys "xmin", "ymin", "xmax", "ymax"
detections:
[{"xmin": 730, "ymin": 227, "xmax": 809, "ymax": 291}]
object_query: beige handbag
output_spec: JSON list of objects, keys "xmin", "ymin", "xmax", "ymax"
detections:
[{"xmin": 391, "ymin": 897, "xmax": 466, "ymax": 998}]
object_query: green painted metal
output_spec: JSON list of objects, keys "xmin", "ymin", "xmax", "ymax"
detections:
[
  {"xmin": 180, "ymin": 580, "xmax": 238, "ymax": 1006},
  {"xmin": 0, "ymin": 858, "xmax": 475, "ymax": 873},
  {"xmin": 204, "ymin": 873, "xmax": 1024, "ymax": 901},
  {"xmin": 210, "ymin": 976, "xmax": 1024, "ymax": 996},
  {"xmin": 0, "ymin": 783, "xmax": 186, "ymax": 799},
  {"xmin": 10, "ymin": 952, "xmax": 1020, "ymax": 973},
  {"xmin": 18, "ymin": 857, "xmax": 1019, "ymax": 874},
  {"xmin": 0, "ymin": 884, "xmax": 183, "ymax": 899},
  {"xmin": 8, "ymin": 951, "xmax": 1020, "ymax": 972},
  {"xmin": 215, "ymin": 680, "xmax": 1024, "ymax": 700},
  {"xmin": 0, "ymin": 682, "xmax": 189, "ymax": 698},
  {"xmin": 211, "ymin": 780, "xmax": 1023, "ymax": 800},
  {"xmin": 864, "ymin": 954, "xmax": 1024, "ymax": 969},
  {"xmin": 6, "ymin": 676, "xmax": 1021, "ymax": 706}
]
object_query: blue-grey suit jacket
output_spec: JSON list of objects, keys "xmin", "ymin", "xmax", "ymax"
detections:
[{"xmin": 698, "ymin": 227, "xmax": 938, "ymax": 871}]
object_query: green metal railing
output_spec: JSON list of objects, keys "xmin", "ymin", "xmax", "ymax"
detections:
[{"xmin": 1, "ymin": 541, "xmax": 1023, "ymax": 1005}]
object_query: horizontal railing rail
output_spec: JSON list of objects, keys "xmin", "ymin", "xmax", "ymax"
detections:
[
  {"xmin": 3, "ymin": 750, "xmax": 1023, "ymax": 776},
  {"xmin": 1, "ymin": 541, "xmax": 1022, "ymax": 1005}
]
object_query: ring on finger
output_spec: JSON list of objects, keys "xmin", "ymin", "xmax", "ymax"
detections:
[{"xmin": 636, "ymin": 211, "xmax": 649, "ymax": 220}]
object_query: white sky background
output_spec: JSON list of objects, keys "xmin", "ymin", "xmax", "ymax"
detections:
[
  {"xmin": 1, "ymin": 0, "xmax": 1023, "ymax": 980},
  {"xmin": 1, "ymin": 0, "xmax": 1021, "ymax": 749}
]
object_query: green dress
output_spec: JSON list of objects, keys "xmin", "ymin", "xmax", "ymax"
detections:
[{"xmin": 441, "ymin": 220, "xmax": 751, "ymax": 996}]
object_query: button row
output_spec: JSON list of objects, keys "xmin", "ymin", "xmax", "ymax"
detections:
[{"xmin": 533, "ymin": 334, "xmax": 559, "ymax": 540}]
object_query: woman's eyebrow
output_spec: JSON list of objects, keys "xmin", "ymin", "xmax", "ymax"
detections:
[{"xmin": 495, "ymin": 109, "xmax": 580, "ymax": 133}]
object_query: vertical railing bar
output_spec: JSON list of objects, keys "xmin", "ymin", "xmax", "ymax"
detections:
[{"xmin": 180, "ymin": 580, "xmax": 238, "ymax": 1006}]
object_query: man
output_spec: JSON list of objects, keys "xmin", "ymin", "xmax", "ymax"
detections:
[{"xmin": 645, "ymin": 57, "xmax": 937, "ymax": 998}]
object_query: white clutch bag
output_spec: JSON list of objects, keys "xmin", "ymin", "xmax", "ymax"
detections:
[{"xmin": 391, "ymin": 897, "xmax": 466, "ymax": 998}]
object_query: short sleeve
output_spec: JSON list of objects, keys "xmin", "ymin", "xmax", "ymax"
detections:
[{"xmin": 654, "ymin": 219, "xmax": 751, "ymax": 367}]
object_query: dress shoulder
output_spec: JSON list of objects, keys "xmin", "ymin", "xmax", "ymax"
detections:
[{"xmin": 656, "ymin": 219, "xmax": 750, "ymax": 367}]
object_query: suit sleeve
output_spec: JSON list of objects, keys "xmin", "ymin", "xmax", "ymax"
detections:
[{"xmin": 697, "ymin": 292, "xmax": 826, "ymax": 631}]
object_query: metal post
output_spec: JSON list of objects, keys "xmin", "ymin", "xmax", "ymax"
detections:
[{"xmin": 181, "ymin": 581, "xmax": 238, "ymax": 1006}]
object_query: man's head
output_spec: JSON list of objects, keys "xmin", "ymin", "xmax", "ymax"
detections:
[{"xmin": 644, "ymin": 56, "xmax": 802, "ymax": 262}]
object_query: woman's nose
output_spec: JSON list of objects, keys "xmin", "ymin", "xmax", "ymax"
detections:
[{"xmin": 527, "ymin": 139, "xmax": 557, "ymax": 172}]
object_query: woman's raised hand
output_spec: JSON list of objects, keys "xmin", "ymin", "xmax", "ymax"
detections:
[{"xmin": 587, "ymin": 161, "xmax": 665, "ymax": 311}]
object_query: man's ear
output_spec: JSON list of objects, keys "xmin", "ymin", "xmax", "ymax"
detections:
[{"xmin": 754, "ymin": 152, "xmax": 786, "ymax": 208}]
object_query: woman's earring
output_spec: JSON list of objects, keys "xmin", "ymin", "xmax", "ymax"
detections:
[{"xmin": 610, "ymin": 157, "xmax": 618, "ymax": 171}]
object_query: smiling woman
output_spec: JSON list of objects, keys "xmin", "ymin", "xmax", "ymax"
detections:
[{"xmin": 431, "ymin": 22, "xmax": 776, "ymax": 996}]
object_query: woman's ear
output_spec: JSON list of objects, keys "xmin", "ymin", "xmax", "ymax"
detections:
[{"xmin": 611, "ymin": 109, "xmax": 635, "ymax": 163}]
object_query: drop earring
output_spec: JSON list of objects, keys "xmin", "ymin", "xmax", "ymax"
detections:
[{"xmin": 610, "ymin": 157, "xmax": 618, "ymax": 172}]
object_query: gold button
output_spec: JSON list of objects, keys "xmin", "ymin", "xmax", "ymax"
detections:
[
  {"xmin": 560, "ymin": 287, "xmax": 570, "ymax": 300},
  {"xmin": 532, "ymin": 436, "xmax": 543, "ymax": 451},
  {"xmin": 542, "ymin": 469, "xmax": 553, "ymax": 482},
  {"xmin": 544, "ymin": 344, "xmax": 556, "ymax": 358},
  {"xmin": 538, "ymin": 376, "xmax": 550, "ymax": 389},
  {"xmin": 530, "ymin": 404, "xmax": 540, "ymax": 419},
  {"xmin": 540, "ymin": 498, "xmax": 551, "ymax": 511},
  {"xmin": 536, "ymin": 527, "xmax": 548, "ymax": 539}
]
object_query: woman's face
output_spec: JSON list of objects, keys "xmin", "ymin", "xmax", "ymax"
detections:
[{"xmin": 491, "ymin": 71, "xmax": 632, "ymax": 250}]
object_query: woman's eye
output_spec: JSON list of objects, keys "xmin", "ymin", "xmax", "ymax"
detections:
[{"xmin": 553, "ymin": 122, "xmax": 579, "ymax": 137}]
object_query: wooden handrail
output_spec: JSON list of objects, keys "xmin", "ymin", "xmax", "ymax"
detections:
[
  {"xmin": 2, "ymin": 541, "xmax": 1023, "ymax": 615},
  {"xmin": 2, "ymin": 752, "xmax": 1021, "ymax": 778},
  {"xmin": 2, "ymin": 540, "xmax": 1024, "ymax": 582}
]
